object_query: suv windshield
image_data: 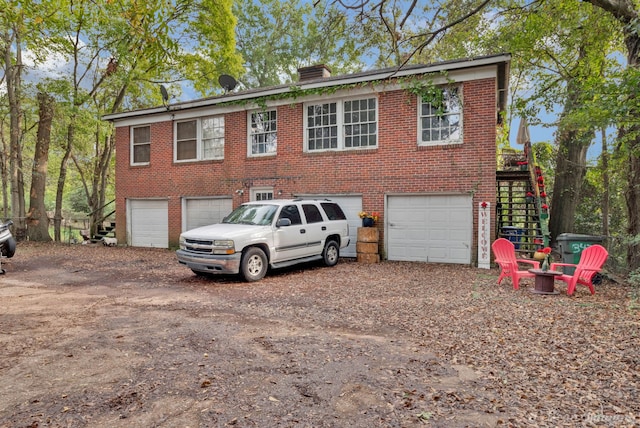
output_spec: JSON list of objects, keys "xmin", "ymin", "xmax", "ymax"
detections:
[{"xmin": 222, "ymin": 204, "xmax": 278, "ymax": 226}]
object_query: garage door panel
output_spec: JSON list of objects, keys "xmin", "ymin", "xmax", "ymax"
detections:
[
  {"xmin": 449, "ymin": 229, "xmax": 468, "ymax": 241},
  {"xmin": 129, "ymin": 199, "xmax": 168, "ymax": 248},
  {"xmin": 429, "ymin": 229, "xmax": 448, "ymax": 241},
  {"xmin": 185, "ymin": 198, "xmax": 232, "ymax": 231},
  {"xmin": 388, "ymin": 195, "xmax": 471, "ymax": 264},
  {"xmin": 428, "ymin": 247, "xmax": 448, "ymax": 261}
]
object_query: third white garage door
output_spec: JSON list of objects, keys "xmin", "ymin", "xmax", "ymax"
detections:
[{"xmin": 387, "ymin": 194, "xmax": 472, "ymax": 264}]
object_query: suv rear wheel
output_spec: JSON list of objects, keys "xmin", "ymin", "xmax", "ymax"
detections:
[
  {"xmin": 241, "ymin": 247, "xmax": 268, "ymax": 282},
  {"xmin": 322, "ymin": 240, "xmax": 340, "ymax": 267}
]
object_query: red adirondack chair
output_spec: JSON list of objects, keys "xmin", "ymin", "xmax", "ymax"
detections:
[
  {"xmin": 492, "ymin": 238, "xmax": 540, "ymax": 289},
  {"xmin": 550, "ymin": 244, "xmax": 608, "ymax": 296}
]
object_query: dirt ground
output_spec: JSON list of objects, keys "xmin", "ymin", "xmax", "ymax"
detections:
[{"xmin": 0, "ymin": 242, "xmax": 639, "ymax": 427}]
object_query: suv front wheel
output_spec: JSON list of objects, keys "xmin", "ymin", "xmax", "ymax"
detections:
[
  {"xmin": 241, "ymin": 247, "xmax": 268, "ymax": 282},
  {"xmin": 322, "ymin": 240, "xmax": 340, "ymax": 267}
]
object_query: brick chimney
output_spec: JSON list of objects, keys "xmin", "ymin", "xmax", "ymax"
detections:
[{"xmin": 297, "ymin": 64, "xmax": 332, "ymax": 82}]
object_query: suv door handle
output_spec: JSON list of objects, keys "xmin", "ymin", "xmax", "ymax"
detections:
[
  {"xmin": 322, "ymin": 226, "xmax": 326, "ymax": 231},
  {"xmin": 300, "ymin": 229, "xmax": 306, "ymax": 234}
]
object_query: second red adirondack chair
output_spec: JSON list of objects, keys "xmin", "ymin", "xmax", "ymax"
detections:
[{"xmin": 550, "ymin": 244, "xmax": 608, "ymax": 296}]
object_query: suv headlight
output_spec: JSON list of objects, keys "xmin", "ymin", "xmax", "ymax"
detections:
[
  {"xmin": 213, "ymin": 240, "xmax": 235, "ymax": 255},
  {"xmin": 179, "ymin": 236, "xmax": 186, "ymax": 250}
]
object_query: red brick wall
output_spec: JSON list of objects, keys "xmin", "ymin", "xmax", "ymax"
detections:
[{"xmin": 114, "ymin": 78, "xmax": 498, "ymax": 260}]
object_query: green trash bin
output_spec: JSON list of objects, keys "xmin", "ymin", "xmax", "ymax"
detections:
[{"xmin": 556, "ymin": 233, "xmax": 606, "ymax": 275}]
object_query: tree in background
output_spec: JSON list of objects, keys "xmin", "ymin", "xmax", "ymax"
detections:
[
  {"xmin": 338, "ymin": 0, "xmax": 492, "ymax": 67},
  {"xmin": 234, "ymin": 0, "xmax": 365, "ymax": 88},
  {"xmin": 585, "ymin": 0, "xmax": 640, "ymax": 271},
  {"xmin": 1, "ymin": 0, "xmax": 243, "ymax": 241},
  {"xmin": 27, "ymin": 92, "xmax": 54, "ymax": 241}
]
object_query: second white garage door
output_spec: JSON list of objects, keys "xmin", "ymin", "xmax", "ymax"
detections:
[
  {"xmin": 184, "ymin": 197, "xmax": 233, "ymax": 231},
  {"xmin": 387, "ymin": 194, "xmax": 472, "ymax": 264}
]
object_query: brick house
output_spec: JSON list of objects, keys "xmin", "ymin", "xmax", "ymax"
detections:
[{"xmin": 103, "ymin": 54, "xmax": 510, "ymax": 265}]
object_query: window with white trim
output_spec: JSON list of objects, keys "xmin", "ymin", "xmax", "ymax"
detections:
[
  {"xmin": 419, "ymin": 86, "xmax": 462, "ymax": 146},
  {"xmin": 202, "ymin": 117, "xmax": 225, "ymax": 159},
  {"xmin": 175, "ymin": 116, "xmax": 225, "ymax": 162},
  {"xmin": 249, "ymin": 110, "xmax": 277, "ymax": 156},
  {"xmin": 131, "ymin": 125, "xmax": 150, "ymax": 165},
  {"xmin": 305, "ymin": 97, "xmax": 377, "ymax": 152},
  {"xmin": 307, "ymin": 103, "xmax": 337, "ymax": 150},
  {"xmin": 344, "ymin": 98, "xmax": 377, "ymax": 148},
  {"xmin": 251, "ymin": 188, "xmax": 274, "ymax": 201}
]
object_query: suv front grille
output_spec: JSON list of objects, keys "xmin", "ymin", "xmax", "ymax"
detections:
[
  {"xmin": 185, "ymin": 238, "xmax": 213, "ymax": 246},
  {"xmin": 184, "ymin": 238, "xmax": 214, "ymax": 254}
]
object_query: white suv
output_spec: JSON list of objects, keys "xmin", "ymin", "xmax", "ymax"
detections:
[{"xmin": 177, "ymin": 199, "xmax": 350, "ymax": 281}]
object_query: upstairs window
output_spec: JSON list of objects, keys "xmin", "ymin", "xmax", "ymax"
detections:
[
  {"xmin": 419, "ymin": 86, "xmax": 462, "ymax": 146},
  {"xmin": 249, "ymin": 110, "xmax": 277, "ymax": 156},
  {"xmin": 175, "ymin": 116, "xmax": 225, "ymax": 162},
  {"xmin": 131, "ymin": 125, "xmax": 150, "ymax": 165},
  {"xmin": 305, "ymin": 97, "xmax": 377, "ymax": 152},
  {"xmin": 344, "ymin": 98, "xmax": 377, "ymax": 148},
  {"xmin": 202, "ymin": 117, "xmax": 225, "ymax": 159},
  {"xmin": 176, "ymin": 120, "xmax": 197, "ymax": 160},
  {"xmin": 307, "ymin": 103, "xmax": 337, "ymax": 150}
]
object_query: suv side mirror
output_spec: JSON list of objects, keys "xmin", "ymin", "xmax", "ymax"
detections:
[{"xmin": 276, "ymin": 218, "xmax": 291, "ymax": 228}]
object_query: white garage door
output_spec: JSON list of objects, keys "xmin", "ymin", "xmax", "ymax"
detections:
[
  {"xmin": 387, "ymin": 194, "xmax": 472, "ymax": 264},
  {"xmin": 296, "ymin": 194, "xmax": 362, "ymax": 257},
  {"xmin": 184, "ymin": 197, "xmax": 233, "ymax": 231},
  {"xmin": 129, "ymin": 199, "xmax": 168, "ymax": 248}
]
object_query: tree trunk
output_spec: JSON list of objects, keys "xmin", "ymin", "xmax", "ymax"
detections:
[
  {"xmin": 4, "ymin": 29, "xmax": 26, "ymax": 240},
  {"xmin": 89, "ymin": 132, "xmax": 115, "ymax": 237},
  {"xmin": 548, "ymin": 76, "xmax": 593, "ymax": 244},
  {"xmin": 0, "ymin": 121, "xmax": 9, "ymax": 221},
  {"xmin": 600, "ymin": 128, "xmax": 609, "ymax": 242},
  {"xmin": 27, "ymin": 93, "xmax": 54, "ymax": 242},
  {"xmin": 54, "ymin": 122, "xmax": 74, "ymax": 242},
  {"xmin": 623, "ymin": 33, "xmax": 640, "ymax": 271},
  {"xmin": 624, "ymin": 125, "xmax": 640, "ymax": 270},
  {"xmin": 588, "ymin": 0, "xmax": 640, "ymax": 271}
]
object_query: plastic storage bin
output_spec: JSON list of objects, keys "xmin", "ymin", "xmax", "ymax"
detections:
[{"xmin": 502, "ymin": 226, "xmax": 524, "ymax": 249}]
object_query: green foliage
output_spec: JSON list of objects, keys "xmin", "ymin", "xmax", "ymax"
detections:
[
  {"xmin": 402, "ymin": 74, "xmax": 453, "ymax": 114},
  {"xmin": 180, "ymin": 0, "xmax": 244, "ymax": 96},
  {"xmin": 532, "ymin": 142, "xmax": 556, "ymax": 173},
  {"xmin": 496, "ymin": 111, "xmax": 510, "ymax": 153},
  {"xmin": 574, "ymin": 156, "xmax": 625, "ymax": 235},
  {"xmin": 67, "ymin": 187, "xmax": 90, "ymax": 214},
  {"xmin": 233, "ymin": 0, "xmax": 366, "ymax": 88}
]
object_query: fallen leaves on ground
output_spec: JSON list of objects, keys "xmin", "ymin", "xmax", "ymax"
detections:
[{"xmin": 1, "ymin": 242, "xmax": 639, "ymax": 427}]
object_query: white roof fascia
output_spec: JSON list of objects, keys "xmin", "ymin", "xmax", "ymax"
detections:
[{"xmin": 104, "ymin": 54, "xmax": 510, "ymax": 124}]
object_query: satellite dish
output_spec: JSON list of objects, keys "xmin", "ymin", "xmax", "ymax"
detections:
[
  {"xmin": 218, "ymin": 74, "xmax": 237, "ymax": 93},
  {"xmin": 159, "ymin": 85, "xmax": 170, "ymax": 110},
  {"xmin": 160, "ymin": 85, "xmax": 169, "ymax": 102}
]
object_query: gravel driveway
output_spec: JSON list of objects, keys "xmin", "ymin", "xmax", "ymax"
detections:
[{"xmin": 0, "ymin": 242, "xmax": 638, "ymax": 427}]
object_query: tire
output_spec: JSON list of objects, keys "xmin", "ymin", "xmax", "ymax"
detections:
[
  {"xmin": 1, "ymin": 237, "xmax": 16, "ymax": 258},
  {"xmin": 322, "ymin": 240, "xmax": 340, "ymax": 267},
  {"xmin": 240, "ymin": 247, "xmax": 268, "ymax": 282}
]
